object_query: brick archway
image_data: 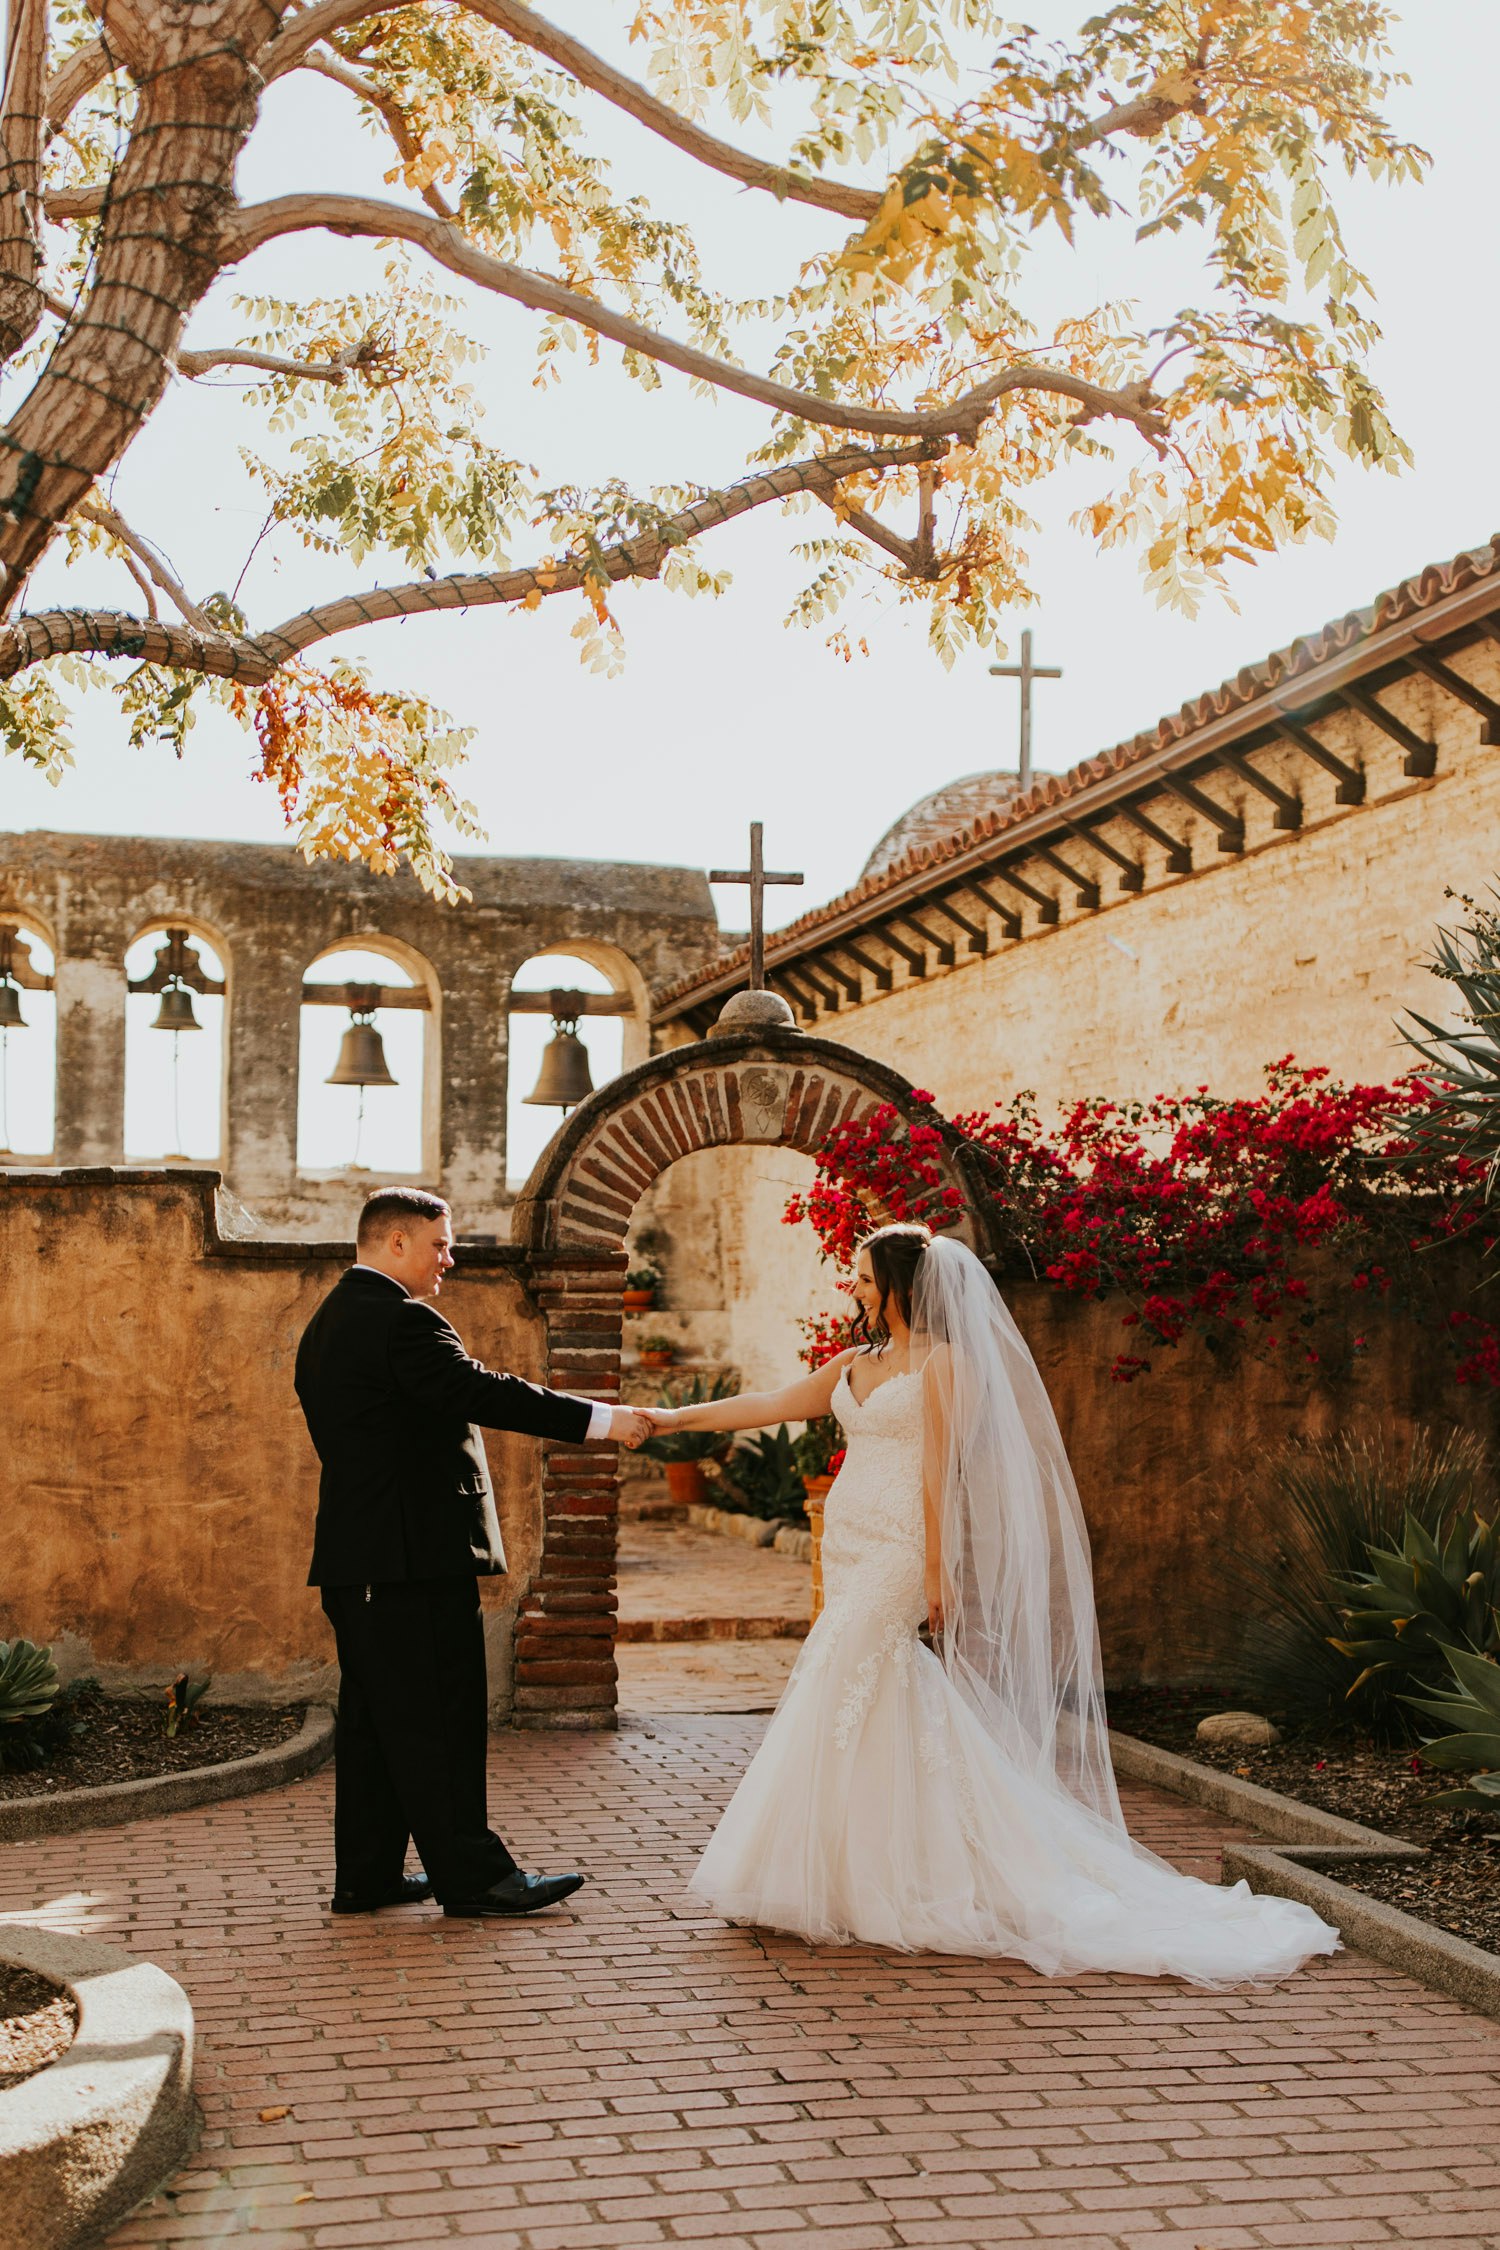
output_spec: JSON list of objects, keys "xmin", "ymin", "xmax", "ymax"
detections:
[{"xmin": 509, "ymin": 1026, "xmax": 995, "ymax": 1728}]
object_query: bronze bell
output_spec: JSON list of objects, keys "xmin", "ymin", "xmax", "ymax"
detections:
[
  {"xmin": 327, "ymin": 1016, "xmax": 397, "ymax": 1088},
  {"xmin": 524, "ymin": 1024, "xmax": 595, "ymax": 1109},
  {"xmin": 151, "ymin": 982, "xmax": 201, "ymax": 1033},
  {"xmin": 0, "ymin": 978, "xmax": 24, "ymax": 1031}
]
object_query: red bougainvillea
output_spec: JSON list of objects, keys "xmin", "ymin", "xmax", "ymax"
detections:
[{"xmin": 784, "ymin": 1060, "xmax": 1500, "ymax": 1385}]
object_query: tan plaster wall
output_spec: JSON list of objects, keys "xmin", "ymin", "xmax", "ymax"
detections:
[{"xmin": 0, "ymin": 1173, "xmax": 550, "ymax": 1710}]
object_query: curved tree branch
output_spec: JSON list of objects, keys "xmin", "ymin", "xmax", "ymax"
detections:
[
  {"xmin": 266, "ymin": 0, "xmax": 884, "ymax": 221},
  {"xmin": 221, "ymin": 191, "xmax": 1167, "ymax": 448},
  {"xmin": 41, "ymin": 36, "xmax": 109, "ymax": 134},
  {"xmin": 173, "ymin": 336, "xmax": 380, "ymax": 382},
  {"xmin": 77, "ymin": 496, "xmax": 212, "ymax": 627},
  {"xmin": 0, "ymin": 438, "xmax": 938, "ymax": 683},
  {"xmin": 0, "ymin": 0, "xmax": 50, "ymax": 361},
  {"xmin": 298, "ymin": 49, "xmax": 455, "ymax": 220}
]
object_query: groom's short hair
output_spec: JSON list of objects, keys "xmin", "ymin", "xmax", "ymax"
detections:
[{"xmin": 357, "ymin": 1186, "xmax": 450, "ymax": 1247}]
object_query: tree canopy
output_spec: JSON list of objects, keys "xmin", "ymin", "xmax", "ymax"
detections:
[{"xmin": 0, "ymin": 0, "xmax": 1424, "ymax": 890}]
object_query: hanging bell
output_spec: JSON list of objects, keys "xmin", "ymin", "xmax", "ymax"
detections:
[
  {"xmin": 0, "ymin": 978, "xmax": 25, "ymax": 1031},
  {"xmin": 327, "ymin": 1016, "xmax": 397, "ymax": 1088},
  {"xmin": 151, "ymin": 982, "xmax": 201, "ymax": 1033},
  {"xmin": 524, "ymin": 1024, "xmax": 595, "ymax": 1109}
]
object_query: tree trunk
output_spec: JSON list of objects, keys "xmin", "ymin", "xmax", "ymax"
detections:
[
  {"xmin": 0, "ymin": 0, "xmax": 279, "ymax": 610},
  {"xmin": 0, "ymin": 0, "xmax": 50, "ymax": 364}
]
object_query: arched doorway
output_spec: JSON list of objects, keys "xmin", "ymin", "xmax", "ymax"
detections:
[{"xmin": 509, "ymin": 1024, "xmax": 993, "ymax": 1728}]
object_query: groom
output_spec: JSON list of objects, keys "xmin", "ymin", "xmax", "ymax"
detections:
[{"xmin": 296, "ymin": 1185, "xmax": 649, "ymax": 1919}]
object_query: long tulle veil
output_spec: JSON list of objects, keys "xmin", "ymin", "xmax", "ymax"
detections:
[{"xmin": 912, "ymin": 1233, "xmax": 1125, "ymax": 1834}]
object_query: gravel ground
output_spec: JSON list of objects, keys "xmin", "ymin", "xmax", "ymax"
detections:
[
  {"xmin": 0, "ymin": 1963, "xmax": 78, "ymax": 2090},
  {"xmin": 0, "ymin": 1687, "xmax": 304, "ymax": 1801},
  {"xmin": 1109, "ymin": 1682, "xmax": 1500, "ymax": 1956}
]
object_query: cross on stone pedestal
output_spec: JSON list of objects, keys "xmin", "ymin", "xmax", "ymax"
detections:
[
  {"xmin": 989, "ymin": 627, "xmax": 1062, "ymax": 793},
  {"xmin": 709, "ymin": 822, "xmax": 804, "ymax": 994}
]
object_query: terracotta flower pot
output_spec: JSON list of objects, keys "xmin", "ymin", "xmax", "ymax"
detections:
[
  {"xmin": 640, "ymin": 1349, "xmax": 675, "ymax": 1369},
  {"xmin": 802, "ymin": 1474, "xmax": 836, "ymax": 1503},
  {"xmin": 622, "ymin": 1289, "xmax": 656, "ymax": 1312},
  {"xmin": 664, "ymin": 1460, "xmax": 708, "ymax": 1506}
]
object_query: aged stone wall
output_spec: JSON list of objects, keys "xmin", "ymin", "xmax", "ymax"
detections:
[
  {"xmin": 0, "ymin": 1168, "xmax": 556, "ymax": 1713},
  {"xmin": 0, "ymin": 833, "xmax": 718, "ymax": 1236}
]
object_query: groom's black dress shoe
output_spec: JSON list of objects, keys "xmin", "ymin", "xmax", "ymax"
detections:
[
  {"xmin": 329, "ymin": 1873, "xmax": 434, "ymax": 1914},
  {"xmin": 442, "ymin": 1870, "xmax": 586, "ymax": 1919}
]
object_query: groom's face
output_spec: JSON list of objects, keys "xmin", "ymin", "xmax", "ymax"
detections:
[{"xmin": 395, "ymin": 1214, "xmax": 455, "ymax": 1299}]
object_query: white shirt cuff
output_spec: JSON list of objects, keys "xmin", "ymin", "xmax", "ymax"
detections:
[{"xmin": 584, "ymin": 1401, "xmax": 613, "ymax": 1443}]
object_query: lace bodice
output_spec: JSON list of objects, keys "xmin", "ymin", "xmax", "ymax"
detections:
[{"xmin": 819, "ymin": 1364, "xmax": 926, "ymax": 1623}]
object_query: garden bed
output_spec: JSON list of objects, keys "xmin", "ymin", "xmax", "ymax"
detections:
[
  {"xmin": 0, "ymin": 1966, "xmax": 76, "ymax": 2093},
  {"xmin": 1109, "ymin": 1683, "xmax": 1500, "ymax": 1956},
  {"xmin": 0, "ymin": 1687, "xmax": 304, "ymax": 1802}
]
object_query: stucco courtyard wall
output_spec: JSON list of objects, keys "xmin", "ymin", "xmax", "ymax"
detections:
[{"xmin": 1, "ymin": 1169, "xmax": 552, "ymax": 1711}]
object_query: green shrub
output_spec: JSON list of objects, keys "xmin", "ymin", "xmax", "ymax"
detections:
[
  {"xmin": 792, "ymin": 1415, "xmax": 841, "ymax": 1480},
  {"xmin": 1404, "ymin": 1645, "xmax": 1500, "ymax": 1810},
  {"xmin": 723, "ymin": 1425, "xmax": 806, "ymax": 1522},
  {"xmin": 1226, "ymin": 1429, "xmax": 1490, "ymax": 1732}
]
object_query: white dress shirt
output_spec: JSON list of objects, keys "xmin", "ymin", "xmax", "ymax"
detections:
[{"xmin": 351, "ymin": 1264, "xmax": 612, "ymax": 1441}]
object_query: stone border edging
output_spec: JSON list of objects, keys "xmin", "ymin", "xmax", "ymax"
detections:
[
  {"xmin": 1110, "ymin": 1728, "xmax": 1500, "ymax": 2023},
  {"xmin": 0, "ymin": 1922, "xmax": 198, "ymax": 2250},
  {"xmin": 0, "ymin": 1705, "xmax": 335, "ymax": 1842}
]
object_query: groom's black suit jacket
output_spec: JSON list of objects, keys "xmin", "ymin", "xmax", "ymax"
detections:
[{"xmin": 296, "ymin": 1266, "xmax": 593, "ymax": 1586}]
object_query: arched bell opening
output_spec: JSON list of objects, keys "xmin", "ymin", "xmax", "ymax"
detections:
[
  {"xmin": 297, "ymin": 937, "xmax": 439, "ymax": 1180},
  {"xmin": 505, "ymin": 949, "xmax": 640, "ymax": 1195},
  {"xmin": 0, "ymin": 914, "xmax": 58, "ymax": 1162},
  {"xmin": 123, "ymin": 920, "xmax": 229, "ymax": 1164}
]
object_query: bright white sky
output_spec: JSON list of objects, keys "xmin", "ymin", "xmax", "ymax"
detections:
[{"xmin": 2, "ymin": 2, "xmax": 1494, "ymax": 928}]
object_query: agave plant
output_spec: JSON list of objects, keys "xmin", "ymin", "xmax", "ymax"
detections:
[
  {"xmin": 1330, "ymin": 1508, "xmax": 1500, "ymax": 1713},
  {"xmin": 637, "ymin": 1373, "xmax": 737, "ymax": 1466},
  {"xmin": 0, "ymin": 1638, "xmax": 59, "ymax": 1727},
  {"xmin": 1224, "ymin": 1430, "xmax": 1490, "ymax": 1729},
  {"xmin": 725, "ymin": 1425, "xmax": 807, "ymax": 1522},
  {"xmin": 1404, "ymin": 1647, "xmax": 1500, "ymax": 1810},
  {"xmin": 1396, "ymin": 891, "xmax": 1500, "ymax": 1208}
]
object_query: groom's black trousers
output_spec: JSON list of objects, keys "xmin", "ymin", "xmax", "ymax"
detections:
[{"xmin": 320, "ymin": 1578, "xmax": 516, "ymax": 1903}]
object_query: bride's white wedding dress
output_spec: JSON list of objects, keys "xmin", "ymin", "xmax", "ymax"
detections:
[{"xmin": 689, "ymin": 1347, "xmax": 1339, "ymax": 1984}]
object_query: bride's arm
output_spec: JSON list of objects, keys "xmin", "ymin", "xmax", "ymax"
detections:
[{"xmin": 662, "ymin": 1350, "xmax": 853, "ymax": 1434}]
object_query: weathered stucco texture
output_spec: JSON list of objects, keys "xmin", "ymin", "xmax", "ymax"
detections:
[{"xmin": 1, "ymin": 1170, "xmax": 552, "ymax": 1708}]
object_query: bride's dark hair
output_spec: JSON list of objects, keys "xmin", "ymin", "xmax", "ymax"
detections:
[{"xmin": 855, "ymin": 1222, "xmax": 931, "ymax": 1350}]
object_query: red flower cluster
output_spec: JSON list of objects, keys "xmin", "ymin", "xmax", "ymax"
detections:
[{"xmin": 785, "ymin": 1060, "xmax": 1499, "ymax": 1388}]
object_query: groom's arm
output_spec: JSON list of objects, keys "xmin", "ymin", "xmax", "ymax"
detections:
[{"xmin": 389, "ymin": 1299, "xmax": 615, "ymax": 1442}]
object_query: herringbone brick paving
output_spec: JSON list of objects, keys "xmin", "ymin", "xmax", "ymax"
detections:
[{"xmin": 3, "ymin": 1715, "xmax": 1498, "ymax": 2250}]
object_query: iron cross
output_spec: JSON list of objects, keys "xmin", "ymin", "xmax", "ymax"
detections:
[
  {"xmin": 709, "ymin": 822, "xmax": 804, "ymax": 993},
  {"xmin": 989, "ymin": 627, "xmax": 1062, "ymax": 793}
]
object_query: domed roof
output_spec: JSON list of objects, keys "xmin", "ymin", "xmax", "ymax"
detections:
[{"xmin": 860, "ymin": 769, "xmax": 1028, "ymax": 883}]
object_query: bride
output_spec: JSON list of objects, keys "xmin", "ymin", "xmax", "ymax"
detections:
[{"xmin": 645, "ymin": 1222, "xmax": 1338, "ymax": 1983}]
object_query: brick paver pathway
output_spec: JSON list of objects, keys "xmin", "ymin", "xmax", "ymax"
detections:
[
  {"xmin": 618, "ymin": 1520, "xmax": 811, "ymax": 1639},
  {"xmin": 4, "ymin": 1718, "xmax": 1499, "ymax": 2250},
  {"xmin": 617, "ymin": 1640, "xmax": 803, "ymax": 1714}
]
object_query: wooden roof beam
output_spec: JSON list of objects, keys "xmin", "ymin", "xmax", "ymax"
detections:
[
  {"xmin": 834, "ymin": 939, "xmax": 894, "ymax": 992},
  {"xmin": 1158, "ymin": 771, "xmax": 1244, "ymax": 853},
  {"xmin": 961, "ymin": 880, "xmax": 1023, "ymax": 940},
  {"xmin": 769, "ymin": 968, "xmax": 818, "ymax": 1023},
  {"xmin": 1220, "ymin": 746, "xmax": 1301, "ymax": 830},
  {"xmin": 986, "ymin": 861, "xmax": 1060, "ymax": 925},
  {"xmin": 794, "ymin": 958, "xmax": 847, "ymax": 1011},
  {"xmin": 1273, "ymin": 717, "xmax": 1365, "ymax": 805},
  {"xmin": 894, "ymin": 910, "xmax": 956, "ymax": 968},
  {"xmin": 1062, "ymin": 817, "xmax": 1144, "ymax": 893},
  {"xmin": 1406, "ymin": 646, "xmax": 1500, "ymax": 744},
  {"xmin": 873, "ymin": 922, "xmax": 928, "ymax": 976},
  {"xmin": 1339, "ymin": 683, "xmax": 1435, "ymax": 777},
  {"xmin": 810, "ymin": 953, "xmax": 863, "ymax": 1003},
  {"xmin": 1117, "ymin": 800, "xmax": 1191, "ymax": 873},
  {"xmin": 1030, "ymin": 843, "xmax": 1100, "ymax": 909},
  {"xmin": 927, "ymin": 894, "xmax": 990, "ymax": 954}
]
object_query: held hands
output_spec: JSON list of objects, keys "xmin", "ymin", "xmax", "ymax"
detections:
[{"xmin": 607, "ymin": 1405, "xmax": 654, "ymax": 1449}]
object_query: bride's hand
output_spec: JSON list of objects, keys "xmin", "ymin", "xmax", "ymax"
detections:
[{"xmin": 925, "ymin": 1571, "xmax": 944, "ymax": 1638}]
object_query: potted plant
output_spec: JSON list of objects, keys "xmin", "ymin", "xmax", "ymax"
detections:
[
  {"xmin": 623, "ymin": 1263, "xmax": 660, "ymax": 1313},
  {"xmin": 793, "ymin": 1416, "xmax": 845, "ymax": 1502},
  {"xmin": 638, "ymin": 1333, "xmax": 677, "ymax": 1370},
  {"xmin": 639, "ymin": 1374, "xmax": 735, "ymax": 1504}
]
